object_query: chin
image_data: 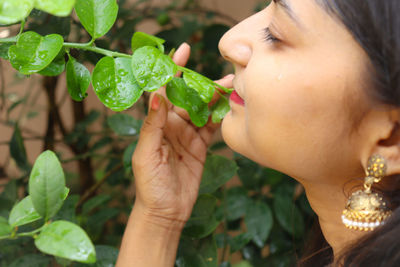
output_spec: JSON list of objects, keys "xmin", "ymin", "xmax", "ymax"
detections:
[{"xmin": 221, "ymin": 113, "xmax": 247, "ymax": 157}]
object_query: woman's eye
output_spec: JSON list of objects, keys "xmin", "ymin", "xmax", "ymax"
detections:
[{"xmin": 263, "ymin": 27, "xmax": 280, "ymax": 43}]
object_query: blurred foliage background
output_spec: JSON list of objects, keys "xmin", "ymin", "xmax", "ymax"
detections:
[{"xmin": 0, "ymin": 0, "xmax": 316, "ymax": 266}]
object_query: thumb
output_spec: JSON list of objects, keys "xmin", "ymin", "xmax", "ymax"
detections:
[{"xmin": 136, "ymin": 94, "xmax": 168, "ymax": 155}]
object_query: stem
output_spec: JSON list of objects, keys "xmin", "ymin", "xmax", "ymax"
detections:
[
  {"xmin": 63, "ymin": 42, "xmax": 131, "ymax": 58},
  {"xmin": 18, "ymin": 20, "xmax": 26, "ymax": 37},
  {"xmin": 0, "ymin": 36, "xmax": 17, "ymax": 43},
  {"xmin": 0, "ymin": 225, "xmax": 44, "ymax": 241}
]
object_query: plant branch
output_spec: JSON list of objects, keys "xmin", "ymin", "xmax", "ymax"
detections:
[
  {"xmin": 0, "ymin": 225, "xmax": 44, "ymax": 241},
  {"xmin": 63, "ymin": 42, "xmax": 131, "ymax": 58},
  {"xmin": 76, "ymin": 163, "xmax": 123, "ymax": 210}
]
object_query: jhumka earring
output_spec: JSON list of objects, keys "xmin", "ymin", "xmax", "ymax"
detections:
[{"xmin": 341, "ymin": 155, "xmax": 392, "ymax": 231}]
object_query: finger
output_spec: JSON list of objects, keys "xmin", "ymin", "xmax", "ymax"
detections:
[
  {"xmin": 173, "ymin": 43, "xmax": 191, "ymax": 76},
  {"xmin": 209, "ymin": 74, "xmax": 235, "ymax": 106},
  {"xmin": 134, "ymin": 94, "xmax": 168, "ymax": 159}
]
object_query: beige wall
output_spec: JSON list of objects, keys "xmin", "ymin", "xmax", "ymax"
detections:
[{"xmin": 0, "ymin": 0, "xmax": 264, "ymax": 178}]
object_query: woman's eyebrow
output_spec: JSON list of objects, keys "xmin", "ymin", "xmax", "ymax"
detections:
[{"xmin": 273, "ymin": 0, "xmax": 303, "ymax": 28}]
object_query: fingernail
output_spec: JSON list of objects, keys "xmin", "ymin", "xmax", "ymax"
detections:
[{"xmin": 151, "ymin": 94, "xmax": 160, "ymax": 111}]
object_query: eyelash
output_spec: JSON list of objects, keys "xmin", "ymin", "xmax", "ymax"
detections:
[{"xmin": 263, "ymin": 27, "xmax": 280, "ymax": 43}]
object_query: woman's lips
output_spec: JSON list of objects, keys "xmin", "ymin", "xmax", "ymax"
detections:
[{"xmin": 230, "ymin": 90, "xmax": 245, "ymax": 106}]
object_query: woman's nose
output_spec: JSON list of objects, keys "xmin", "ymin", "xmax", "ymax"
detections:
[{"xmin": 218, "ymin": 21, "xmax": 253, "ymax": 68}]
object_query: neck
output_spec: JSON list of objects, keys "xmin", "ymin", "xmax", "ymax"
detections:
[{"xmin": 302, "ymin": 180, "xmax": 367, "ymax": 258}]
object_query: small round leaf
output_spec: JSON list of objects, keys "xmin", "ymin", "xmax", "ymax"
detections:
[
  {"xmin": 66, "ymin": 56, "xmax": 90, "ymax": 101},
  {"xmin": 35, "ymin": 0, "xmax": 76, "ymax": 17},
  {"xmin": 0, "ymin": 0, "xmax": 34, "ymax": 25}
]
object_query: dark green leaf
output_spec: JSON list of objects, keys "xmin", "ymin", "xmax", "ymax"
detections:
[
  {"xmin": 10, "ymin": 124, "xmax": 29, "ymax": 172},
  {"xmin": 225, "ymin": 187, "xmax": 250, "ymax": 221},
  {"xmin": 107, "ymin": 113, "xmax": 141, "ymax": 136},
  {"xmin": 53, "ymin": 194, "xmax": 79, "ymax": 223},
  {"xmin": 93, "ymin": 57, "xmax": 143, "ymax": 111},
  {"xmin": 82, "ymin": 194, "xmax": 111, "ymax": 215},
  {"xmin": 0, "ymin": 0, "xmax": 34, "ymax": 25},
  {"xmin": 75, "ymin": 0, "xmax": 118, "ymax": 39},
  {"xmin": 66, "ymin": 56, "xmax": 90, "ymax": 101},
  {"xmin": 199, "ymin": 155, "xmax": 237, "ymax": 195},
  {"xmin": 166, "ymin": 77, "xmax": 209, "ymax": 127},
  {"xmin": 35, "ymin": 220, "xmax": 96, "ymax": 263},
  {"xmin": 244, "ymin": 200, "xmax": 273, "ymax": 248},
  {"xmin": 176, "ymin": 236, "xmax": 218, "ymax": 267},
  {"xmin": 0, "ymin": 43, "xmax": 12, "ymax": 60},
  {"xmin": 131, "ymin": 31, "xmax": 165, "ymax": 53},
  {"xmin": 35, "ymin": 0, "xmax": 76, "ymax": 17},
  {"xmin": 39, "ymin": 50, "xmax": 65, "ymax": 76},
  {"xmin": 230, "ymin": 233, "xmax": 252, "ymax": 253},
  {"xmin": 232, "ymin": 261, "xmax": 253, "ymax": 267},
  {"xmin": 132, "ymin": 46, "xmax": 177, "ymax": 92},
  {"xmin": 273, "ymin": 187, "xmax": 305, "ymax": 238},
  {"xmin": 86, "ymin": 208, "xmax": 119, "ymax": 237},
  {"xmin": 211, "ymin": 96, "xmax": 230, "ymax": 123},
  {"xmin": 8, "ymin": 196, "xmax": 42, "ymax": 227},
  {"xmin": 9, "ymin": 254, "xmax": 51, "ymax": 267},
  {"xmin": 182, "ymin": 194, "xmax": 220, "ymax": 239},
  {"xmin": 183, "ymin": 70, "xmax": 215, "ymax": 103},
  {"xmin": 0, "ymin": 180, "xmax": 17, "ymax": 211},
  {"xmin": 28, "ymin": 150, "xmax": 66, "ymax": 221},
  {"xmin": 8, "ymin": 32, "xmax": 64, "ymax": 75}
]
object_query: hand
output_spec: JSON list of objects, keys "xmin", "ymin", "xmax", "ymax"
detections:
[{"xmin": 131, "ymin": 43, "xmax": 234, "ymax": 227}]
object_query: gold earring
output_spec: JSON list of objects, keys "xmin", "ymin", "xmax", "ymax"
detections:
[{"xmin": 342, "ymin": 155, "xmax": 392, "ymax": 231}]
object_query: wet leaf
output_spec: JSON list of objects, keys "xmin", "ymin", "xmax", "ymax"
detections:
[
  {"xmin": 28, "ymin": 150, "xmax": 66, "ymax": 221},
  {"xmin": 0, "ymin": 43, "xmax": 13, "ymax": 60},
  {"xmin": 93, "ymin": 57, "xmax": 143, "ymax": 111},
  {"xmin": 8, "ymin": 32, "xmax": 64, "ymax": 75},
  {"xmin": 39, "ymin": 51, "xmax": 65, "ymax": 76},
  {"xmin": 166, "ymin": 77, "xmax": 209, "ymax": 127},
  {"xmin": 0, "ymin": 0, "xmax": 34, "ymax": 25},
  {"xmin": 66, "ymin": 55, "xmax": 90, "ymax": 101},
  {"xmin": 75, "ymin": 0, "xmax": 118, "ymax": 39},
  {"xmin": 211, "ymin": 95, "xmax": 230, "ymax": 123},
  {"xmin": 35, "ymin": 0, "xmax": 76, "ymax": 17},
  {"xmin": 131, "ymin": 31, "xmax": 165, "ymax": 53},
  {"xmin": 35, "ymin": 220, "xmax": 96, "ymax": 263},
  {"xmin": 9, "ymin": 196, "xmax": 42, "ymax": 227},
  {"xmin": 132, "ymin": 46, "xmax": 177, "ymax": 92},
  {"xmin": 183, "ymin": 70, "xmax": 215, "ymax": 103}
]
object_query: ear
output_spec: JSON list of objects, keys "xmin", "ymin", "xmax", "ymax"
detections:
[{"xmin": 359, "ymin": 108, "xmax": 400, "ymax": 175}]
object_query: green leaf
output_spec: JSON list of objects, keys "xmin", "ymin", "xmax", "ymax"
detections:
[
  {"xmin": 199, "ymin": 155, "xmax": 237, "ymax": 195},
  {"xmin": 8, "ymin": 32, "xmax": 64, "ymax": 75},
  {"xmin": 132, "ymin": 46, "xmax": 178, "ymax": 92},
  {"xmin": 225, "ymin": 187, "xmax": 251, "ymax": 221},
  {"xmin": 53, "ymin": 194, "xmax": 79, "ymax": 223},
  {"xmin": 232, "ymin": 261, "xmax": 254, "ymax": 267},
  {"xmin": 182, "ymin": 194, "xmax": 220, "ymax": 239},
  {"xmin": 74, "ymin": 245, "xmax": 119, "ymax": 267},
  {"xmin": 66, "ymin": 56, "xmax": 90, "ymax": 101},
  {"xmin": 211, "ymin": 96, "xmax": 230, "ymax": 123},
  {"xmin": 176, "ymin": 236, "xmax": 218, "ymax": 267},
  {"xmin": 131, "ymin": 31, "xmax": 165, "ymax": 53},
  {"xmin": 93, "ymin": 56, "xmax": 143, "ymax": 111},
  {"xmin": 230, "ymin": 233, "xmax": 252, "ymax": 253},
  {"xmin": 107, "ymin": 113, "xmax": 141, "ymax": 136},
  {"xmin": 8, "ymin": 196, "xmax": 42, "ymax": 227},
  {"xmin": 273, "ymin": 187, "xmax": 305, "ymax": 238},
  {"xmin": 0, "ymin": 217, "xmax": 12, "ymax": 237},
  {"xmin": 10, "ymin": 124, "xmax": 29, "ymax": 172},
  {"xmin": 75, "ymin": 0, "xmax": 118, "ymax": 39},
  {"xmin": 28, "ymin": 150, "xmax": 66, "ymax": 221},
  {"xmin": 166, "ymin": 77, "xmax": 209, "ymax": 127},
  {"xmin": 0, "ymin": 43, "xmax": 12, "ymax": 60},
  {"xmin": 9, "ymin": 254, "xmax": 51, "ymax": 267},
  {"xmin": 244, "ymin": 200, "xmax": 273, "ymax": 248},
  {"xmin": 35, "ymin": 220, "xmax": 96, "ymax": 263},
  {"xmin": 183, "ymin": 70, "xmax": 215, "ymax": 103},
  {"xmin": 82, "ymin": 194, "xmax": 111, "ymax": 215},
  {"xmin": 0, "ymin": 0, "xmax": 34, "ymax": 25},
  {"xmin": 38, "ymin": 51, "xmax": 66, "ymax": 76},
  {"xmin": 35, "ymin": 0, "xmax": 76, "ymax": 17}
]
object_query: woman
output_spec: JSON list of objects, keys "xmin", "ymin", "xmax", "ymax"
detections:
[{"xmin": 117, "ymin": 0, "xmax": 400, "ymax": 266}]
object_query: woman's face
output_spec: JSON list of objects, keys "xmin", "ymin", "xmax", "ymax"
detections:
[{"xmin": 220, "ymin": 0, "xmax": 370, "ymax": 182}]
